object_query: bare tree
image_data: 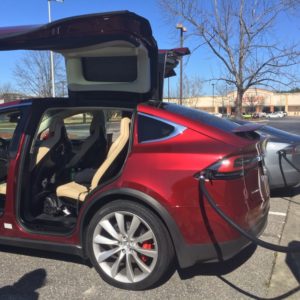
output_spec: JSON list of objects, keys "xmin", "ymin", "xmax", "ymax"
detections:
[
  {"xmin": 164, "ymin": 77, "xmax": 178, "ymax": 100},
  {"xmin": 13, "ymin": 51, "xmax": 66, "ymax": 97},
  {"xmin": 0, "ymin": 83, "xmax": 14, "ymax": 97},
  {"xmin": 183, "ymin": 75, "xmax": 203, "ymax": 107},
  {"xmin": 216, "ymin": 83, "xmax": 230, "ymax": 114},
  {"xmin": 159, "ymin": 0, "xmax": 300, "ymax": 116}
]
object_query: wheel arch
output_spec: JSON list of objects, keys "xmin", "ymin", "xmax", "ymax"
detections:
[{"xmin": 79, "ymin": 188, "xmax": 185, "ymax": 261}]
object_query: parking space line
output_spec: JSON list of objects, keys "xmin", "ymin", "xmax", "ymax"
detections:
[{"xmin": 269, "ymin": 211, "xmax": 287, "ymax": 216}]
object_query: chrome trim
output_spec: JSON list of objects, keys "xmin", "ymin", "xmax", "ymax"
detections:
[{"xmin": 138, "ymin": 112, "xmax": 186, "ymax": 144}]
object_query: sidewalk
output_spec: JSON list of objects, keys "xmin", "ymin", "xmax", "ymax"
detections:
[{"xmin": 267, "ymin": 189, "xmax": 300, "ymax": 299}]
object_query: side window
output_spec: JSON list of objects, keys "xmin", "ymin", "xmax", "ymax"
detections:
[
  {"xmin": 138, "ymin": 114, "xmax": 175, "ymax": 143},
  {"xmin": 64, "ymin": 113, "xmax": 92, "ymax": 140},
  {"xmin": 0, "ymin": 110, "xmax": 22, "ymax": 154},
  {"xmin": 0, "ymin": 110, "xmax": 22, "ymax": 181}
]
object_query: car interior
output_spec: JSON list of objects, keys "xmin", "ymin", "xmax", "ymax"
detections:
[{"xmin": 19, "ymin": 107, "xmax": 132, "ymax": 233}]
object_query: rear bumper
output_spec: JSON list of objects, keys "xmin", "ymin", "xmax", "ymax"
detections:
[{"xmin": 175, "ymin": 210, "xmax": 268, "ymax": 268}]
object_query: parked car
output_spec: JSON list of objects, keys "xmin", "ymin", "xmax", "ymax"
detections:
[
  {"xmin": 252, "ymin": 112, "xmax": 267, "ymax": 118},
  {"xmin": 266, "ymin": 112, "xmax": 285, "ymax": 118},
  {"xmin": 212, "ymin": 112, "xmax": 223, "ymax": 118},
  {"xmin": 232, "ymin": 119, "xmax": 300, "ymax": 190},
  {"xmin": 259, "ymin": 112, "xmax": 267, "ymax": 118},
  {"xmin": 277, "ymin": 111, "xmax": 287, "ymax": 117},
  {"xmin": 242, "ymin": 112, "xmax": 252, "ymax": 119},
  {"xmin": 0, "ymin": 12, "xmax": 270, "ymax": 290}
]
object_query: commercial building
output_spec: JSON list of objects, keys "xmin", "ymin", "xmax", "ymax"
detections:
[
  {"xmin": 166, "ymin": 88, "xmax": 300, "ymax": 116},
  {"xmin": 0, "ymin": 92, "xmax": 28, "ymax": 104}
]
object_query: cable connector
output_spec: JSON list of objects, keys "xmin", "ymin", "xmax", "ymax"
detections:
[{"xmin": 194, "ymin": 170, "xmax": 214, "ymax": 181}]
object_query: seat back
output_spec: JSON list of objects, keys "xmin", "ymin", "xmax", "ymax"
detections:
[
  {"xmin": 90, "ymin": 117, "xmax": 131, "ymax": 190},
  {"xmin": 67, "ymin": 112, "xmax": 106, "ymax": 168},
  {"xmin": 35, "ymin": 118, "xmax": 65, "ymax": 165}
]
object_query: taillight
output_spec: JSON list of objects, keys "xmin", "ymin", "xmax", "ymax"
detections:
[{"xmin": 205, "ymin": 154, "xmax": 261, "ymax": 179}]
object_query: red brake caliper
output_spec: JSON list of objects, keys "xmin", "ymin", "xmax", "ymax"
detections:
[{"xmin": 141, "ymin": 242, "xmax": 153, "ymax": 262}]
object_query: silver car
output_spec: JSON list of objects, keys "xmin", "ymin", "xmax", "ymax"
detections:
[
  {"xmin": 233, "ymin": 120, "xmax": 300, "ymax": 189},
  {"xmin": 261, "ymin": 126, "xmax": 300, "ymax": 189}
]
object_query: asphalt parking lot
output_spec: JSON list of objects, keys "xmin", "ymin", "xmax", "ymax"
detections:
[{"xmin": 0, "ymin": 117, "xmax": 299, "ymax": 299}]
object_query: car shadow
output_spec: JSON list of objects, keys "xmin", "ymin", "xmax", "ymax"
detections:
[
  {"xmin": 218, "ymin": 276, "xmax": 300, "ymax": 300},
  {"xmin": 177, "ymin": 243, "xmax": 257, "ymax": 279},
  {"xmin": 286, "ymin": 241, "xmax": 300, "ymax": 284},
  {"xmin": 178, "ymin": 242, "xmax": 300, "ymax": 300},
  {"xmin": 271, "ymin": 187, "xmax": 300, "ymax": 199},
  {"xmin": 0, "ymin": 268, "xmax": 46, "ymax": 300},
  {"xmin": 0, "ymin": 244, "xmax": 92, "ymax": 267}
]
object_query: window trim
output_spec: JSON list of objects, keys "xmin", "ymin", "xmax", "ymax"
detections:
[
  {"xmin": 0, "ymin": 107, "xmax": 29, "ymax": 159},
  {"xmin": 138, "ymin": 112, "xmax": 186, "ymax": 144}
]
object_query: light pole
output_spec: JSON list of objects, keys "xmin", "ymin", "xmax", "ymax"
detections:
[
  {"xmin": 168, "ymin": 77, "xmax": 170, "ymax": 102},
  {"xmin": 176, "ymin": 23, "xmax": 187, "ymax": 105},
  {"xmin": 212, "ymin": 83, "xmax": 215, "ymax": 112},
  {"xmin": 48, "ymin": 0, "xmax": 64, "ymax": 97}
]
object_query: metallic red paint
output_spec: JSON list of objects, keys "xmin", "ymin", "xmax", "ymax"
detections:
[
  {"xmin": 0, "ymin": 99, "xmax": 269, "ymax": 263},
  {"xmin": 98, "ymin": 104, "xmax": 269, "ymax": 245}
]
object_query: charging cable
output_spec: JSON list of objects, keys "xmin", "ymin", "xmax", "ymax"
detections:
[
  {"xmin": 198, "ymin": 174, "xmax": 300, "ymax": 253},
  {"xmin": 278, "ymin": 150, "xmax": 300, "ymax": 173}
]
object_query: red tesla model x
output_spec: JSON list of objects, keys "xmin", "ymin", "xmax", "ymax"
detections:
[{"xmin": 0, "ymin": 11, "xmax": 270, "ymax": 290}]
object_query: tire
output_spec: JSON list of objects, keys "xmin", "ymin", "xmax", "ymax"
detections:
[{"xmin": 86, "ymin": 200, "xmax": 174, "ymax": 290}]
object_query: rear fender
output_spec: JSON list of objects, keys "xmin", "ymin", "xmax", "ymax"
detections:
[{"xmin": 79, "ymin": 188, "xmax": 189, "ymax": 265}]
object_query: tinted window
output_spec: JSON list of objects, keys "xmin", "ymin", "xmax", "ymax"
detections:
[
  {"xmin": 0, "ymin": 110, "xmax": 23, "ymax": 180},
  {"xmin": 82, "ymin": 56, "xmax": 137, "ymax": 82},
  {"xmin": 138, "ymin": 114, "xmax": 174, "ymax": 143},
  {"xmin": 64, "ymin": 113, "xmax": 93, "ymax": 141},
  {"xmin": 158, "ymin": 102, "xmax": 239, "ymax": 132}
]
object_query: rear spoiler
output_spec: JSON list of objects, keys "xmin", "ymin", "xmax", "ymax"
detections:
[
  {"xmin": 232, "ymin": 123, "xmax": 264, "ymax": 133},
  {"xmin": 155, "ymin": 47, "xmax": 190, "ymax": 100},
  {"xmin": 159, "ymin": 48, "xmax": 191, "ymax": 78}
]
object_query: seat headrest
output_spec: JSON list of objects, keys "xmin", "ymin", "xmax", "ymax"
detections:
[
  {"xmin": 90, "ymin": 111, "xmax": 106, "ymax": 135},
  {"xmin": 120, "ymin": 117, "xmax": 131, "ymax": 134},
  {"xmin": 49, "ymin": 118, "xmax": 64, "ymax": 136}
]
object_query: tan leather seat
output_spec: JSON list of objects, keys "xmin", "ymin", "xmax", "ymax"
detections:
[
  {"xmin": 0, "ymin": 182, "xmax": 6, "ymax": 195},
  {"xmin": 56, "ymin": 117, "xmax": 131, "ymax": 202},
  {"xmin": 56, "ymin": 181, "xmax": 88, "ymax": 201}
]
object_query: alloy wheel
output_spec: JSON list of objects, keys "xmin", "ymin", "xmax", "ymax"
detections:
[{"xmin": 92, "ymin": 211, "xmax": 158, "ymax": 283}]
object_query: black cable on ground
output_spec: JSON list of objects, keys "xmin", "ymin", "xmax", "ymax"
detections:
[{"xmin": 199, "ymin": 177, "xmax": 300, "ymax": 253}]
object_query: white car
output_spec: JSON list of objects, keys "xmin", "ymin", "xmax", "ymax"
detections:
[
  {"xmin": 211, "ymin": 112, "xmax": 223, "ymax": 118},
  {"xmin": 258, "ymin": 112, "xmax": 267, "ymax": 118},
  {"xmin": 278, "ymin": 111, "xmax": 287, "ymax": 117},
  {"xmin": 267, "ymin": 112, "xmax": 284, "ymax": 118}
]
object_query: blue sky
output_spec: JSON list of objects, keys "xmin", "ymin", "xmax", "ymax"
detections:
[{"xmin": 0, "ymin": 0, "xmax": 299, "ymax": 95}]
